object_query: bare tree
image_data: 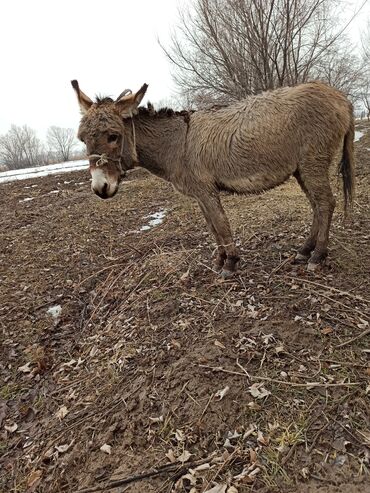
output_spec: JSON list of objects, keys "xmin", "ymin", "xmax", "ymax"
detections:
[
  {"xmin": 0, "ymin": 125, "xmax": 45, "ymax": 170},
  {"xmin": 47, "ymin": 126, "xmax": 78, "ymax": 162},
  {"xmin": 162, "ymin": 0, "xmax": 366, "ymax": 106},
  {"xmin": 360, "ymin": 20, "xmax": 370, "ymax": 119},
  {"xmin": 313, "ymin": 40, "xmax": 366, "ymax": 101}
]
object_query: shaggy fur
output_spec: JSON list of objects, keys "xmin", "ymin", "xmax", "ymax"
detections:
[{"xmin": 72, "ymin": 80, "xmax": 355, "ymax": 275}]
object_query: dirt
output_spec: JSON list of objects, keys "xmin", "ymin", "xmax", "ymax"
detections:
[{"xmin": 1, "ymin": 123, "xmax": 369, "ymax": 493}]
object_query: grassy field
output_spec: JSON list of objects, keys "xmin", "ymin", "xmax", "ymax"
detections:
[{"xmin": 1, "ymin": 122, "xmax": 369, "ymax": 492}]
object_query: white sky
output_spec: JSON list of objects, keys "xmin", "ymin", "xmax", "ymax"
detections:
[
  {"xmin": 0, "ymin": 0, "xmax": 368, "ymax": 139},
  {"xmin": 0, "ymin": 0, "xmax": 183, "ymax": 137}
]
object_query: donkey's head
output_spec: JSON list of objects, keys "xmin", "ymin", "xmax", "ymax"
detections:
[{"xmin": 71, "ymin": 80, "xmax": 148, "ymax": 199}]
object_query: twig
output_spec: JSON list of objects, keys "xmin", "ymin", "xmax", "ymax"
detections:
[
  {"xmin": 335, "ymin": 327, "xmax": 370, "ymax": 348},
  {"xmin": 197, "ymin": 393, "xmax": 214, "ymax": 424},
  {"xmin": 307, "ymin": 419, "xmax": 331, "ymax": 454},
  {"xmin": 280, "ymin": 275, "xmax": 370, "ymax": 303},
  {"xmin": 199, "ymin": 364, "xmax": 247, "ymax": 378},
  {"xmin": 268, "ymin": 254, "xmax": 295, "ymax": 279},
  {"xmin": 198, "ymin": 365, "xmax": 362, "ymax": 388},
  {"xmin": 76, "ymin": 456, "xmax": 214, "ymax": 493}
]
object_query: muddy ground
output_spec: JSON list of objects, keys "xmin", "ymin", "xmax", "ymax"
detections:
[{"xmin": 1, "ymin": 123, "xmax": 369, "ymax": 493}]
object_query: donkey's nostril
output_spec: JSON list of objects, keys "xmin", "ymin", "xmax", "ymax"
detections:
[{"xmin": 93, "ymin": 182, "xmax": 109, "ymax": 199}]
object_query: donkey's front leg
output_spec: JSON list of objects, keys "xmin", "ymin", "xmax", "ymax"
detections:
[
  {"xmin": 197, "ymin": 194, "xmax": 240, "ymax": 277},
  {"xmin": 198, "ymin": 200, "xmax": 226, "ymax": 270}
]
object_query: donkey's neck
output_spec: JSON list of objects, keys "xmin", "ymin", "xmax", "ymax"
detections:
[{"xmin": 133, "ymin": 115, "xmax": 188, "ymax": 181}]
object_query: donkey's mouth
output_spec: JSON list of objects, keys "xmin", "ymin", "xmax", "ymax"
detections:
[{"xmin": 93, "ymin": 183, "xmax": 119, "ymax": 200}]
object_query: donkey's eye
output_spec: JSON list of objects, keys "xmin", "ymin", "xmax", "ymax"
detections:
[{"xmin": 108, "ymin": 134, "xmax": 119, "ymax": 143}]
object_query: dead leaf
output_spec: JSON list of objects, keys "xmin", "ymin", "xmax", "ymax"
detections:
[
  {"xmin": 204, "ymin": 484, "xmax": 227, "ymax": 493},
  {"xmin": 358, "ymin": 318, "xmax": 369, "ymax": 330},
  {"xmin": 166, "ymin": 449, "xmax": 176, "ymax": 463},
  {"xmin": 100, "ymin": 443, "xmax": 112, "ymax": 454},
  {"xmin": 55, "ymin": 405, "xmax": 68, "ymax": 420},
  {"xmin": 250, "ymin": 448, "xmax": 257, "ymax": 463},
  {"xmin": 55, "ymin": 440, "xmax": 73, "ymax": 453},
  {"xmin": 26, "ymin": 469, "xmax": 42, "ymax": 492},
  {"xmin": 332, "ymin": 437, "xmax": 351, "ymax": 452},
  {"xmin": 301, "ymin": 467, "xmax": 309, "ymax": 479},
  {"xmin": 247, "ymin": 401, "xmax": 261, "ymax": 410},
  {"xmin": 321, "ymin": 326, "xmax": 334, "ymax": 335},
  {"xmin": 181, "ymin": 472, "xmax": 197, "ymax": 486},
  {"xmin": 18, "ymin": 362, "xmax": 32, "ymax": 373},
  {"xmin": 275, "ymin": 344, "xmax": 284, "ymax": 354},
  {"xmin": 257, "ymin": 430, "xmax": 269, "ymax": 446},
  {"xmin": 215, "ymin": 386, "xmax": 230, "ymax": 401},
  {"xmin": 227, "ymin": 487, "xmax": 238, "ymax": 493},
  {"xmin": 180, "ymin": 269, "xmax": 190, "ymax": 281},
  {"xmin": 193, "ymin": 463, "xmax": 211, "ymax": 472},
  {"xmin": 177, "ymin": 450, "xmax": 192, "ymax": 463},
  {"xmin": 149, "ymin": 415, "xmax": 163, "ymax": 423},
  {"xmin": 175, "ymin": 429, "xmax": 185, "ymax": 442},
  {"xmin": 248, "ymin": 383, "xmax": 271, "ymax": 399},
  {"xmin": 5, "ymin": 423, "xmax": 18, "ymax": 433},
  {"xmin": 214, "ymin": 340, "xmax": 226, "ymax": 349}
]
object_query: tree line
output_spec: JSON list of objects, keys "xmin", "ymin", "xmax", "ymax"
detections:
[
  {"xmin": 0, "ymin": 125, "xmax": 83, "ymax": 170},
  {"xmin": 162, "ymin": 0, "xmax": 370, "ymax": 114}
]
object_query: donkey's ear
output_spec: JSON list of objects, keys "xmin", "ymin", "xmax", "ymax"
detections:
[
  {"xmin": 71, "ymin": 80, "xmax": 93, "ymax": 115},
  {"xmin": 115, "ymin": 83, "xmax": 148, "ymax": 118}
]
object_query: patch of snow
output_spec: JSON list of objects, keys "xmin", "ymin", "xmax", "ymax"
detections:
[
  {"xmin": 0, "ymin": 159, "xmax": 89, "ymax": 184},
  {"xmin": 139, "ymin": 210, "xmax": 167, "ymax": 232},
  {"xmin": 19, "ymin": 197, "xmax": 34, "ymax": 203},
  {"xmin": 354, "ymin": 130, "xmax": 364, "ymax": 142},
  {"xmin": 47, "ymin": 305, "xmax": 62, "ymax": 319}
]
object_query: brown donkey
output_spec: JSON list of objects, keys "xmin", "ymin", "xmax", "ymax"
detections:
[{"xmin": 72, "ymin": 80, "xmax": 355, "ymax": 277}]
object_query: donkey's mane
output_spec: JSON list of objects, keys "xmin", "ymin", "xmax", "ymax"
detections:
[
  {"xmin": 138, "ymin": 103, "xmax": 195, "ymax": 119},
  {"xmin": 93, "ymin": 96, "xmax": 224, "ymax": 119},
  {"xmin": 95, "ymin": 95, "xmax": 114, "ymax": 105}
]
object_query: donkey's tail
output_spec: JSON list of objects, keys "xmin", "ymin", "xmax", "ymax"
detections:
[{"xmin": 338, "ymin": 113, "xmax": 355, "ymax": 216}]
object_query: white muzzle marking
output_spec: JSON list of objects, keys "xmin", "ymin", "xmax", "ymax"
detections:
[{"xmin": 91, "ymin": 168, "xmax": 118, "ymax": 198}]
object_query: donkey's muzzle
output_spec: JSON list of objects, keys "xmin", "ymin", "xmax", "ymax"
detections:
[
  {"xmin": 94, "ymin": 182, "xmax": 109, "ymax": 199},
  {"xmin": 92, "ymin": 182, "xmax": 118, "ymax": 200}
]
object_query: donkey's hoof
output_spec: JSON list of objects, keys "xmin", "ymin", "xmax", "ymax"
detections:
[
  {"xmin": 307, "ymin": 262, "xmax": 320, "ymax": 272},
  {"xmin": 294, "ymin": 252, "xmax": 309, "ymax": 264},
  {"xmin": 220, "ymin": 268, "xmax": 235, "ymax": 279}
]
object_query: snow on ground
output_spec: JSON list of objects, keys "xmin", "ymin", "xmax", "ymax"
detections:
[
  {"xmin": 0, "ymin": 160, "xmax": 89, "ymax": 184},
  {"xmin": 139, "ymin": 209, "xmax": 167, "ymax": 231},
  {"xmin": 354, "ymin": 130, "xmax": 365, "ymax": 142}
]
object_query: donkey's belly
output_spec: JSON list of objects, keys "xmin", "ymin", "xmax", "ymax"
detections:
[{"xmin": 218, "ymin": 171, "xmax": 292, "ymax": 194}]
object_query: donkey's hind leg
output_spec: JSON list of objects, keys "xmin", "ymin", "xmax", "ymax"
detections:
[{"xmin": 296, "ymin": 164, "xmax": 336, "ymax": 270}]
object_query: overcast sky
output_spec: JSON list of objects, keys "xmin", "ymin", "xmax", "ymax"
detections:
[
  {"xmin": 0, "ymin": 0, "xmax": 182, "ymax": 137},
  {"xmin": 0, "ymin": 0, "xmax": 368, "ymax": 139}
]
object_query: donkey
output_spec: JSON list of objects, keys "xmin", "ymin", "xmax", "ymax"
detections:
[{"xmin": 71, "ymin": 80, "xmax": 355, "ymax": 277}]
